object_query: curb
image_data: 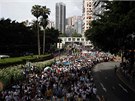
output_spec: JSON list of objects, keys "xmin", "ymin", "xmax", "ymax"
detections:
[{"xmin": 116, "ymin": 69, "xmax": 135, "ymax": 93}]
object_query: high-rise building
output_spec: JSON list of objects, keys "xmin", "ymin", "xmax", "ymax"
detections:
[
  {"xmin": 47, "ymin": 20, "xmax": 55, "ymax": 28},
  {"xmin": 66, "ymin": 16, "xmax": 83, "ymax": 36},
  {"xmin": 74, "ymin": 16, "xmax": 83, "ymax": 34},
  {"xmin": 66, "ymin": 16, "xmax": 78, "ymax": 27},
  {"xmin": 55, "ymin": 2, "xmax": 66, "ymax": 33},
  {"xmin": 65, "ymin": 25, "xmax": 75, "ymax": 36},
  {"xmin": 82, "ymin": 0, "xmax": 93, "ymax": 35}
]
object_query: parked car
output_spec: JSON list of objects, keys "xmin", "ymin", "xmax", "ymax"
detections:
[{"xmin": 0, "ymin": 55, "xmax": 10, "ymax": 59}]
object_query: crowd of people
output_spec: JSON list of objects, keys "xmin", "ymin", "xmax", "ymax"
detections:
[
  {"xmin": 120, "ymin": 61, "xmax": 135, "ymax": 83},
  {"xmin": 0, "ymin": 50, "xmax": 114, "ymax": 101}
]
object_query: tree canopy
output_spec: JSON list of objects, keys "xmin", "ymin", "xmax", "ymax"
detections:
[
  {"xmin": 0, "ymin": 18, "xmax": 60, "ymax": 56},
  {"xmin": 85, "ymin": 1, "xmax": 135, "ymax": 53},
  {"xmin": 0, "ymin": 18, "xmax": 36, "ymax": 56},
  {"xmin": 31, "ymin": 5, "xmax": 41, "ymax": 20},
  {"xmin": 44, "ymin": 27, "xmax": 60, "ymax": 52}
]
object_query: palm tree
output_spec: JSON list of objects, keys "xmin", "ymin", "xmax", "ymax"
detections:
[
  {"xmin": 31, "ymin": 5, "xmax": 41, "ymax": 55},
  {"xmin": 40, "ymin": 6, "xmax": 50, "ymax": 54}
]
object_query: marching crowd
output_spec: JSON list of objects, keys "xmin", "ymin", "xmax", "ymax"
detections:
[{"xmin": 0, "ymin": 50, "xmax": 113, "ymax": 101}]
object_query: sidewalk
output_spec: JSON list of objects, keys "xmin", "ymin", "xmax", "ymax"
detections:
[{"xmin": 116, "ymin": 68, "xmax": 135, "ymax": 92}]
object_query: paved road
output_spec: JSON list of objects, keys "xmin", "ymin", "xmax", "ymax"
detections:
[{"xmin": 93, "ymin": 62, "xmax": 135, "ymax": 101}]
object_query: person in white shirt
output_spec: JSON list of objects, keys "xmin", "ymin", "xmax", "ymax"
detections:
[
  {"xmin": 5, "ymin": 95, "xmax": 9, "ymax": 101},
  {"xmin": 92, "ymin": 86, "xmax": 97, "ymax": 95}
]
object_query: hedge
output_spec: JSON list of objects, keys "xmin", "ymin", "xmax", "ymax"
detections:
[
  {"xmin": 0, "ymin": 54, "xmax": 53, "ymax": 68},
  {"xmin": 0, "ymin": 59, "xmax": 55, "ymax": 91}
]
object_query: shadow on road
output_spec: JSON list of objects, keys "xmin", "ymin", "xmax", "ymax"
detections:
[{"xmin": 92, "ymin": 62, "xmax": 135, "ymax": 101}]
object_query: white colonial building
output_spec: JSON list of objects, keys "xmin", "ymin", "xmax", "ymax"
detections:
[{"xmin": 57, "ymin": 37, "xmax": 93, "ymax": 49}]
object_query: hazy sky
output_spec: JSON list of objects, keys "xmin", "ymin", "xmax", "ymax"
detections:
[{"xmin": 0, "ymin": 0, "xmax": 82, "ymax": 22}]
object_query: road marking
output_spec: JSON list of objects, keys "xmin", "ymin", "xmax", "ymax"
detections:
[
  {"xmin": 118, "ymin": 84, "xmax": 128, "ymax": 93},
  {"xmin": 100, "ymin": 82, "xmax": 107, "ymax": 92}
]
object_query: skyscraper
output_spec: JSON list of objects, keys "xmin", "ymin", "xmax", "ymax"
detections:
[
  {"xmin": 82, "ymin": 0, "xmax": 93, "ymax": 35},
  {"xmin": 55, "ymin": 2, "xmax": 66, "ymax": 33},
  {"xmin": 74, "ymin": 16, "xmax": 83, "ymax": 34},
  {"xmin": 47, "ymin": 20, "xmax": 55, "ymax": 28},
  {"xmin": 66, "ymin": 16, "xmax": 83, "ymax": 36}
]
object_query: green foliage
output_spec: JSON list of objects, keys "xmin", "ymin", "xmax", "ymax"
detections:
[
  {"xmin": 0, "ymin": 58, "xmax": 54, "ymax": 91},
  {"xmin": 39, "ymin": 6, "xmax": 50, "ymax": 29},
  {"xmin": 85, "ymin": 1, "xmax": 135, "ymax": 53},
  {"xmin": 34, "ymin": 60, "xmax": 54, "ymax": 72},
  {"xmin": 40, "ymin": 6, "xmax": 50, "ymax": 29},
  {"xmin": 0, "ymin": 18, "xmax": 37, "ymax": 55},
  {"xmin": 31, "ymin": 5, "xmax": 42, "ymax": 19},
  {"xmin": 0, "ymin": 66, "xmax": 23, "ymax": 90},
  {"xmin": 0, "ymin": 54, "xmax": 52, "ymax": 67},
  {"xmin": 72, "ymin": 31, "xmax": 82, "ymax": 37},
  {"xmin": 44, "ymin": 27, "xmax": 60, "ymax": 51},
  {"xmin": 41, "ymin": 6, "xmax": 50, "ymax": 19},
  {"xmin": 59, "ymin": 33, "xmax": 68, "ymax": 37}
]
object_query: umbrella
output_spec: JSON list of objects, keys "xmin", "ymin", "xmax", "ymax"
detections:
[
  {"xmin": 63, "ymin": 61, "xmax": 71, "ymax": 65},
  {"xmin": 44, "ymin": 66, "xmax": 52, "ymax": 71},
  {"xmin": 56, "ymin": 61, "xmax": 60, "ymax": 64},
  {"xmin": 76, "ymin": 59, "xmax": 82, "ymax": 62}
]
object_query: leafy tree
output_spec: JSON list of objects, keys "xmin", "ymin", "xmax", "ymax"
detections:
[
  {"xmin": 45, "ymin": 27, "xmax": 60, "ymax": 51},
  {"xmin": 85, "ymin": 1, "xmax": 135, "ymax": 53},
  {"xmin": 0, "ymin": 18, "xmax": 36, "ymax": 56},
  {"xmin": 85, "ymin": 1, "xmax": 135, "ymax": 72}
]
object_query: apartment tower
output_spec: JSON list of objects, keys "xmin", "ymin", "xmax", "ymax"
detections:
[
  {"xmin": 82, "ymin": 0, "xmax": 93, "ymax": 35},
  {"xmin": 55, "ymin": 2, "xmax": 66, "ymax": 33}
]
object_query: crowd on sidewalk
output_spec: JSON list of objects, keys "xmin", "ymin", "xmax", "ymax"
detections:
[
  {"xmin": 119, "ymin": 61, "xmax": 135, "ymax": 84},
  {"xmin": 0, "ymin": 50, "xmax": 114, "ymax": 101}
]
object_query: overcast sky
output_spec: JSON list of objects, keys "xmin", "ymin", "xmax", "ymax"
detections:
[{"xmin": 0, "ymin": 0, "xmax": 82, "ymax": 22}]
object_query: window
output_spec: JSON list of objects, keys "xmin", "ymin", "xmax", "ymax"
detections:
[
  {"xmin": 68, "ymin": 38, "xmax": 71, "ymax": 41},
  {"xmin": 73, "ymin": 38, "xmax": 75, "ymax": 41},
  {"xmin": 81, "ymin": 38, "xmax": 84, "ymax": 41}
]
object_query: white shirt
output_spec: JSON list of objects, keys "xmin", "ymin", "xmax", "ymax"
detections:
[{"xmin": 92, "ymin": 87, "xmax": 97, "ymax": 94}]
